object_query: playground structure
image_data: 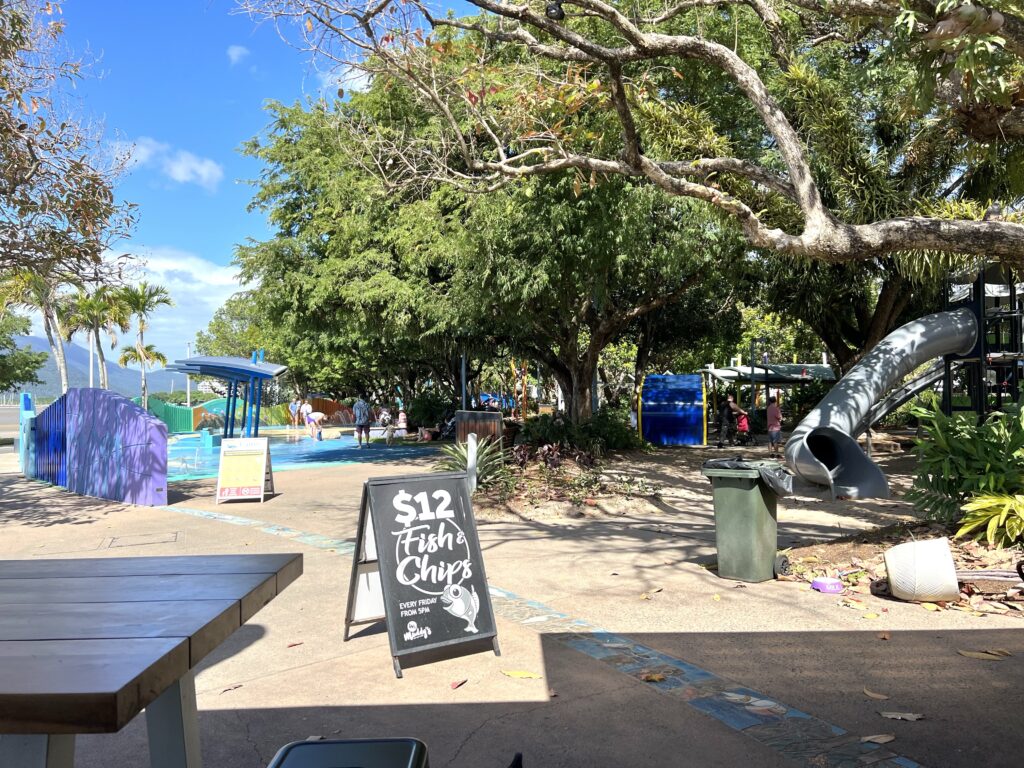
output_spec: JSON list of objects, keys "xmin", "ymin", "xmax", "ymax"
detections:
[
  {"xmin": 639, "ymin": 367, "xmax": 835, "ymax": 447},
  {"xmin": 786, "ymin": 263, "xmax": 1022, "ymax": 500},
  {"xmin": 18, "ymin": 389, "xmax": 168, "ymax": 506},
  {"xmin": 166, "ymin": 354, "xmax": 287, "ymax": 438}
]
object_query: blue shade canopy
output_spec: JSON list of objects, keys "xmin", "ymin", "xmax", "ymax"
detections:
[
  {"xmin": 167, "ymin": 356, "xmax": 287, "ymax": 382},
  {"xmin": 166, "ymin": 356, "xmax": 288, "ymax": 439}
]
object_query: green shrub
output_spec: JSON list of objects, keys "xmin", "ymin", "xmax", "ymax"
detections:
[
  {"xmin": 957, "ymin": 493, "xmax": 1024, "ymax": 548},
  {"xmin": 435, "ymin": 437, "xmax": 510, "ymax": 488},
  {"xmin": 407, "ymin": 390, "xmax": 452, "ymax": 428},
  {"xmin": 907, "ymin": 403, "xmax": 1024, "ymax": 524},
  {"xmin": 520, "ymin": 407, "xmax": 643, "ymax": 457}
]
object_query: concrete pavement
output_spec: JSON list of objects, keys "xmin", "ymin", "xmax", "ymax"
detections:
[{"xmin": 0, "ymin": 449, "xmax": 1022, "ymax": 767}]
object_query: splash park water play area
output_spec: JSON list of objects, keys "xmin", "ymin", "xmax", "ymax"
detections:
[{"xmin": 167, "ymin": 428, "xmax": 436, "ymax": 481}]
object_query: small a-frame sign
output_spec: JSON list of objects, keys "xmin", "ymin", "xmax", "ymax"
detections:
[
  {"xmin": 344, "ymin": 471, "xmax": 500, "ymax": 678},
  {"xmin": 216, "ymin": 437, "xmax": 275, "ymax": 503}
]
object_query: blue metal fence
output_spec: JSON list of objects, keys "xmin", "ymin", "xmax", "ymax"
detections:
[{"xmin": 33, "ymin": 393, "xmax": 67, "ymax": 486}]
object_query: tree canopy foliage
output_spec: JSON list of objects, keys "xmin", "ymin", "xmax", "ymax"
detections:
[
  {"xmin": 0, "ymin": 1, "xmax": 134, "ymax": 281},
  {"xmin": 242, "ymin": 0, "xmax": 1024, "ymax": 268},
  {"xmin": 222, "ymin": 73, "xmax": 747, "ymax": 420}
]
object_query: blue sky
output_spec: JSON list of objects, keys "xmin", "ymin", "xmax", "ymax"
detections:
[{"xmin": 41, "ymin": 1, "xmax": 338, "ymax": 364}]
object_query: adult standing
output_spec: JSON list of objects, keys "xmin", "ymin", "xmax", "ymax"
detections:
[
  {"xmin": 299, "ymin": 399, "xmax": 313, "ymax": 430},
  {"xmin": 289, "ymin": 396, "xmax": 301, "ymax": 428},
  {"xmin": 352, "ymin": 393, "xmax": 371, "ymax": 448}
]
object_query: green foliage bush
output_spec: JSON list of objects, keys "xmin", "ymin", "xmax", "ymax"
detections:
[
  {"xmin": 957, "ymin": 494, "xmax": 1024, "ymax": 549},
  {"xmin": 435, "ymin": 437, "xmax": 510, "ymax": 489},
  {"xmin": 407, "ymin": 390, "xmax": 452, "ymax": 428},
  {"xmin": 907, "ymin": 403, "xmax": 1024, "ymax": 527},
  {"xmin": 520, "ymin": 408, "xmax": 643, "ymax": 457}
]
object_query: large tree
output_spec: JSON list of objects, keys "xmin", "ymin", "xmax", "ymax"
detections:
[
  {"xmin": 0, "ymin": 312, "xmax": 45, "ymax": 392},
  {"xmin": 243, "ymin": 0, "xmax": 1024, "ymax": 266},
  {"xmin": 0, "ymin": 1, "xmax": 134, "ymax": 280}
]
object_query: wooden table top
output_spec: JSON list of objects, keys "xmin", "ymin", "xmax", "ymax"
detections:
[{"xmin": 0, "ymin": 553, "xmax": 302, "ymax": 734}]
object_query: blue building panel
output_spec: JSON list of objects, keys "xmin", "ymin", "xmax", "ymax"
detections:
[{"xmin": 641, "ymin": 375, "xmax": 705, "ymax": 446}]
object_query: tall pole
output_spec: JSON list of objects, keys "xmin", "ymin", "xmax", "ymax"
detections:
[
  {"xmin": 186, "ymin": 342, "xmax": 192, "ymax": 408},
  {"xmin": 461, "ymin": 351, "xmax": 467, "ymax": 410},
  {"xmin": 749, "ymin": 338, "xmax": 756, "ymax": 415},
  {"xmin": 88, "ymin": 332, "xmax": 94, "ymax": 388}
]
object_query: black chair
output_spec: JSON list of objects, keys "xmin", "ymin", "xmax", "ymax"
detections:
[{"xmin": 266, "ymin": 738, "xmax": 429, "ymax": 768}]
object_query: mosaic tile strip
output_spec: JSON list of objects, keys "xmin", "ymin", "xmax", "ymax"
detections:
[{"xmin": 163, "ymin": 505, "xmax": 355, "ymax": 554}]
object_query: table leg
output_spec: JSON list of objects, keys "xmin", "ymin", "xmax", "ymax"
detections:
[
  {"xmin": 0, "ymin": 734, "xmax": 74, "ymax": 767},
  {"xmin": 146, "ymin": 670, "xmax": 202, "ymax": 768}
]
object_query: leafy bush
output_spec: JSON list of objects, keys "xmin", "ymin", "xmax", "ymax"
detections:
[
  {"xmin": 957, "ymin": 493, "xmax": 1024, "ymax": 548},
  {"xmin": 907, "ymin": 403, "xmax": 1024, "ymax": 524},
  {"xmin": 435, "ymin": 437, "xmax": 510, "ymax": 488},
  {"xmin": 407, "ymin": 390, "xmax": 453, "ymax": 428},
  {"xmin": 519, "ymin": 407, "xmax": 643, "ymax": 458}
]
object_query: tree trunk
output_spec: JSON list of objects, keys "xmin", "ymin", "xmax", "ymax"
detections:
[
  {"xmin": 138, "ymin": 328, "xmax": 148, "ymax": 410},
  {"xmin": 42, "ymin": 310, "xmax": 69, "ymax": 394},
  {"xmin": 94, "ymin": 327, "xmax": 109, "ymax": 389}
]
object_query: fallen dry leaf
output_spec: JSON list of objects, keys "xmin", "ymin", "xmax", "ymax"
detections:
[
  {"xmin": 957, "ymin": 649, "xmax": 1008, "ymax": 661},
  {"xmin": 287, "ymin": 642, "xmax": 304, "ymax": 648},
  {"xmin": 986, "ymin": 649, "xmax": 1013, "ymax": 657},
  {"xmin": 920, "ymin": 603, "xmax": 941, "ymax": 612},
  {"xmin": 640, "ymin": 593, "xmax": 651, "ymax": 600},
  {"xmin": 877, "ymin": 632, "xmax": 891, "ymax": 641},
  {"xmin": 862, "ymin": 613, "xmax": 880, "ymax": 620},
  {"xmin": 861, "ymin": 734, "xmax": 896, "ymax": 744},
  {"xmin": 880, "ymin": 712, "xmax": 924, "ymax": 721},
  {"xmin": 640, "ymin": 672, "xmax": 666, "ymax": 682},
  {"xmin": 651, "ymin": 587, "xmax": 664, "ymax": 593},
  {"xmin": 713, "ymin": 594, "xmax": 721, "ymax": 601},
  {"xmin": 450, "ymin": 679, "xmax": 467, "ymax": 690},
  {"xmin": 502, "ymin": 670, "xmax": 543, "ymax": 679},
  {"xmin": 863, "ymin": 688, "xmax": 890, "ymax": 701}
]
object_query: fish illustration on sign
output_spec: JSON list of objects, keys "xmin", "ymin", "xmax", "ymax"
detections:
[{"xmin": 441, "ymin": 583, "xmax": 480, "ymax": 633}]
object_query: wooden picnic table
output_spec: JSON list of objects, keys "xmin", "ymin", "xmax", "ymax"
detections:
[{"xmin": 0, "ymin": 553, "xmax": 302, "ymax": 768}]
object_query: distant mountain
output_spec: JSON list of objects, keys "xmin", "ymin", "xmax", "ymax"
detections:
[{"xmin": 12, "ymin": 336, "xmax": 187, "ymax": 399}]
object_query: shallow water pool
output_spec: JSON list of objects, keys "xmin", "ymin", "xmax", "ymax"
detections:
[{"xmin": 166, "ymin": 431, "xmax": 438, "ymax": 481}]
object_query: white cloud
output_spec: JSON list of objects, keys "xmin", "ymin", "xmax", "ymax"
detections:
[
  {"xmin": 116, "ymin": 136, "xmax": 225, "ymax": 192},
  {"xmin": 29, "ymin": 247, "xmax": 245, "ymax": 368},
  {"xmin": 315, "ymin": 64, "xmax": 371, "ymax": 96},
  {"xmin": 161, "ymin": 151, "xmax": 224, "ymax": 192},
  {"xmin": 227, "ymin": 45, "xmax": 250, "ymax": 66}
]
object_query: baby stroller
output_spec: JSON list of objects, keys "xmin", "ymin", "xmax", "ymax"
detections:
[{"xmin": 735, "ymin": 412, "xmax": 758, "ymax": 446}]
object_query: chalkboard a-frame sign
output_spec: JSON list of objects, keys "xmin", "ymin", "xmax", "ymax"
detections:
[{"xmin": 344, "ymin": 471, "xmax": 500, "ymax": 677}]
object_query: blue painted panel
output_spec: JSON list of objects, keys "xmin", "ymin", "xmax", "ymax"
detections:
[{"xmin": 641, "ymin": 374, "xmax": 704, "ymax": 446}]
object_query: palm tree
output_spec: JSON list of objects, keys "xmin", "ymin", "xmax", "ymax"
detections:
[
  {"xmin": 62, "ymin": 288, "xmax": 131, "ymax": 390},
  {"xmin": 1, "ymin": 271, "xmax": 72, "ymax": 393},
  {"xmin": 119, "ymin": 283, "xmax": 173, "ymax": 409},
  {"xmin": 118, "ymin": 344, "xmax": 168, "ymax": 395}
]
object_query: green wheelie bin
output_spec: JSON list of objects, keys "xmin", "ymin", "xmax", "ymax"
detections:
[{"xmin": 700, "ymin": 460, "xmax": 789, "ymax": 583}]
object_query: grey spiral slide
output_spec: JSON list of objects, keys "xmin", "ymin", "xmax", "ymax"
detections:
[{"xmin": 784, "ymin": 308, "xmax": 978, "ymax": 499}]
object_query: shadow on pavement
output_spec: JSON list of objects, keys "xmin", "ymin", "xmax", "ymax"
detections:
[{"xmin": 74, "ymin": 627, "xmax": 1024, "ymax": 768}]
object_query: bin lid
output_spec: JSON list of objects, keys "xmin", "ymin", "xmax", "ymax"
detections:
[
  {"xmin": 701, "ymin": 458, "xmax": 793, "ymax": 496},
  {"xmin": 700, "ymin": 467, "xmax": 761, "ymax": 479}
]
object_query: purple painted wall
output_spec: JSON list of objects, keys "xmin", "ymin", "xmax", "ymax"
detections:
[{"xmin": 65, "ymin": 389, "xmax": 168, "ymax": 507}]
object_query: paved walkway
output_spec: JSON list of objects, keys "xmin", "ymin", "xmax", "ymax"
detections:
[{"xmin": 0, "ymin": 453, "xmax": 1022, "ymax": 767}]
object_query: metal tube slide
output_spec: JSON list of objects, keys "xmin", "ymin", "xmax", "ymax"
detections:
[{"xmin": 784, "ymin": 308, "xmax": 977, "ymax": 500}]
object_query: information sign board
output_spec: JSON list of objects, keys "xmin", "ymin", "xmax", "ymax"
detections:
[{"xmin": 215, "ymin": 437, "xmax": 274, "ymax": 503}]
